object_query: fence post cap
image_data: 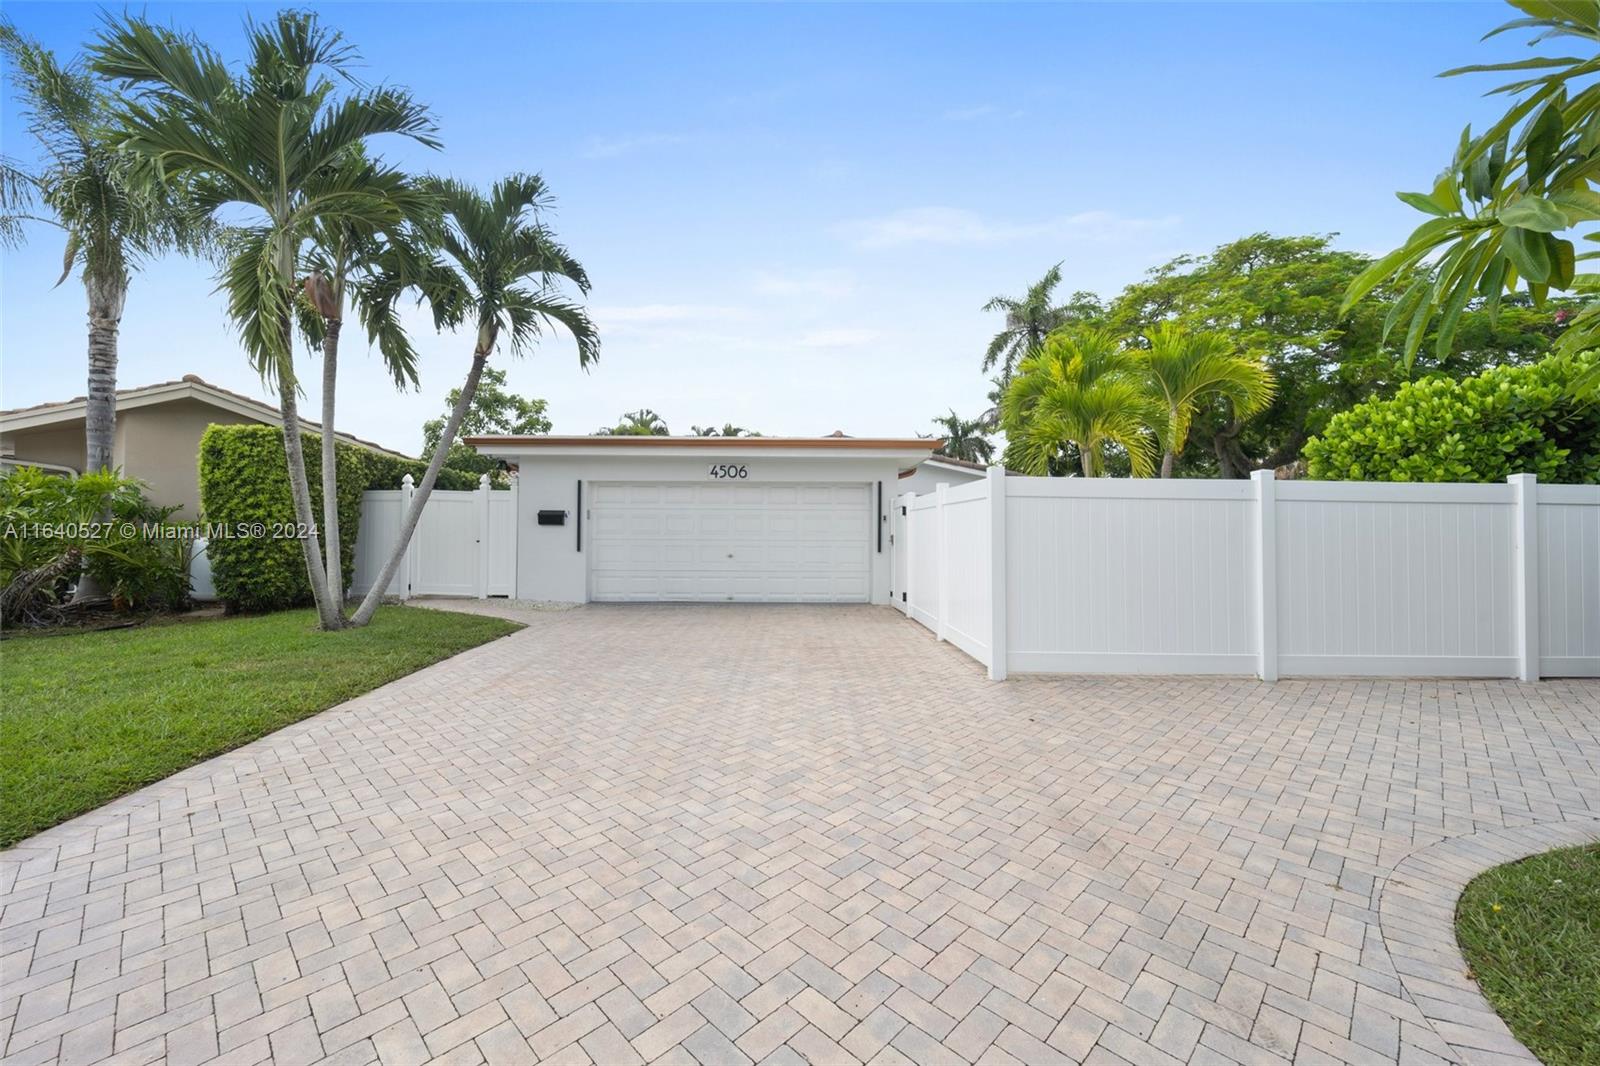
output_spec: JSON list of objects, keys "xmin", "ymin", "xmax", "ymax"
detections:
[
  {"xmin": 479, "ymin": 472, "xmax": 492, "ymax": 488},
  {"xmin": 401, "ymin": 473, "xmax": 415, "ymax": 487}
]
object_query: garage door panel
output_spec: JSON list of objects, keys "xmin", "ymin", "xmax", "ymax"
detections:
[{"xmin": 590, "ymin": 482, "xmax": 871, "ymax": 602}]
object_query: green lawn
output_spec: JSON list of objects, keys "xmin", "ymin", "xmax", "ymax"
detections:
[
  {"xmin": 1456, "ymin": 844, "xmax": 1600, "ymax": 1066},
  {"xmin": 0, "ymin": 606, "xmax": 521, "ymax": 848}
]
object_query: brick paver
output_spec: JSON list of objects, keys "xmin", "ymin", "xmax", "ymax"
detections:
[{"xmin": 2, "ymin": 604, "xmax": 1596, "ymax": 1065}]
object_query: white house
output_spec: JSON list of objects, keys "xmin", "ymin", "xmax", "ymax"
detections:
[
  {"xmin": 898, "ymin": 454, "xmax": 989, "ymax": 495},
  {"xmin": 465, "ymin": 434, "xmax": 937, "ymax": 604}
]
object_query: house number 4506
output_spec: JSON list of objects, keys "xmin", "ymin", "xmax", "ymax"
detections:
[{"xmin": 708, "ymin": 463, "xmax": 748, "ymax": 479}]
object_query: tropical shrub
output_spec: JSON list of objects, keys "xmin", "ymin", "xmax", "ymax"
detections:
[
  {"xmin": 0, "ymin": 467, "xmax": 190, "ymax": 625},
  {"xmin": 1304, "ymin": 355, "xmax": 1600, "ymax": 483},
  {"xmin": 198, "ymin": 425, "xmax": 365, "ymax": 612}
]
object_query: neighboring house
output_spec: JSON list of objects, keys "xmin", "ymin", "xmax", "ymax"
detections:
[
  {"xmin": 898, "ymin": 454, "xmax": 992, "ymax": 496},
  {"xmin": 0, "ymin": 374, "xmax": 413, "ymax": 517}
]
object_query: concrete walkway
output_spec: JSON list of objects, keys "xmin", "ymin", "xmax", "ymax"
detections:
[{"xmin": 2, "ymin": 603, "xmax": 1596, "ymax": 1065}]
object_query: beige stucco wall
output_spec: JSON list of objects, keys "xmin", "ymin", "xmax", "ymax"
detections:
[
  {"xmin": 120, "ymin": 400, "xmax": 258, "ymax": 517},
  {"xmin": 4, "ymin": 400, "xmax": 256, "ymax": 517},
  {"xmin": 1, "ymin": 421, "xmax": 89, "ymax": 475}
]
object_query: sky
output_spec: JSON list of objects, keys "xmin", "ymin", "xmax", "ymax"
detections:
[{"xmin": 0, "ymin": 1, "xmax": 1537, "ymax": 455}]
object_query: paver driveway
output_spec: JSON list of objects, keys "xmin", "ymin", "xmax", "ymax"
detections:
[{"xmin": 2, "ymin": 604, "xmax": 1596, "ymax": 1066}]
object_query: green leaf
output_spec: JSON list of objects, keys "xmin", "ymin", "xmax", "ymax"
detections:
[
  {"xmin": 1397, "ymin": 191, "xmax": 1449, "ymax": 217},
  {"xmin": 1440, "ymin": 55, "xmax": 1589, "ymax": 76},
  {"xmin": 1551, "ymin": 236, "xmax": 1576, "ymax": 288},
  {"xmin": 1435, "ymin": 244, "xmax": 1491, "ymax": 359},
  {"xmin": 1524, "ymin": 103, "xmax": 1565, "ymax": 185},
  {"xmin": 1547, "ymin": 187, "xmax": 1600, "ymax": 221},
  {"xmin": 1498, "ymin": 195, "xmax": 1572, "ymax": 232},
  {"xmin": 1503, "ymin": 226, "xmax": 1554, "ymax": 282},
  {"xmin": 1342, "ymin": 242, "xmax": 1433, "ymax": 315}
]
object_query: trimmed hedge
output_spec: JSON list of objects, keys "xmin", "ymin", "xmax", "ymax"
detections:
[
  {"xmin": 1304, "ymin": 354, "xmax": 1600, "ymax": 484},
  {"xmin": 361, "ymin": 452, "xmax": 479, "ymax": 492},
  {"xmin": 198, "ymin": 425, "xmax": 366, "ymax": 612}
]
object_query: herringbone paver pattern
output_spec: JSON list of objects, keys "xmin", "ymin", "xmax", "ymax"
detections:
[{"xmin": 1, "ymin": 604, "xmax": 1595, "ymax": 1066}]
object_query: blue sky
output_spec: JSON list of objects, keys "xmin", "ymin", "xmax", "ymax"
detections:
[{"xmin": 1, "ymin": 2, "xmax": 1531, "ymax": 453}]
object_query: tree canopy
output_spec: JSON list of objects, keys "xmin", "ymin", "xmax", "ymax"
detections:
[{"xmin": 421, "ymin": 366, "xmax": 550, "ymax": 479}]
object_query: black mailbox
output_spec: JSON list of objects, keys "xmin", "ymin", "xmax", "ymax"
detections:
[{"xmin": 537, "ymin": 509, "xmax": 567, "ymax": 526}]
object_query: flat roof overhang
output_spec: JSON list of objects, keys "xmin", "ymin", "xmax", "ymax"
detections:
[{"xmin": 468, "ymin": 435, "xmax": 942, "ymax": 467}]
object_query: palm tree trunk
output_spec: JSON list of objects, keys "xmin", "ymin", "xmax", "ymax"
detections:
[
  {"xmin": 1160, "ymin": 405, "xmax": 1179, "ymax": 479},
  {"xmin": 83, "ymin": 273, "xmax": 126, "ymax": 474},
  {"xmin": 319, "ymin": 318, "xmax": 343, "ymax": 604},
  {"xmin": 349, "ymin": 351, "xmax": 489, "ymax": 627},
  {"xmin": 1080, "ymin": 444, "xmax": 1096, "ymax": 478},
  {"xmin": 273, "ymin": 321, "xmax": 344, "ymax": 630}
]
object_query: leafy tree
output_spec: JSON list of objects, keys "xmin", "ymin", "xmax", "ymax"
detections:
[
  {"xmin": 93, "ymin": 11, "xmax": 438, "ymax": 630},
  {"xmin": 691, "ymin": 423, "xmax": 759, "ymax": 437},
  {"xmin": 599, "ymin": 409, "xmax": 669, "ymax": 436},
  {"xmin": 1304, "ymin": 353, "xmax": 1599, "ymax": 483},
  {"xmin": 928, "ymin": 410, "xmax": 994, "ymax": 464},
  {"xmin": 1341, "ymin": 0, "xmax": 1600, "ymax": 398},
  {"xmin": 982, "ymin": 263, "xmax": 1104, "ymax": 385},
  {"xmin": 1137, "ymin": 323, "xmax": 1274, "ymax": 477},
  {"xmin": 1001, "ymin": 328, "xmax": 1159, "ymax": 477},
  {"xmin": 421, "ymin": 366, "xmax": 550, "ymax": 479},
  {"xmin": 1105, "ymin": 234, "xmax": 1565, "ymax": 477},
  {"xmin": 350, "ymin": 174, "xmax": 597, "ymax": 627},
  {"xmin": 1, "ymin": 20, "xmax": 208, "ymax": 477}
]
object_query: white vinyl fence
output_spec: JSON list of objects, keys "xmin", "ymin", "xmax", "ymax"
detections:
[
  {"xmin": 893, "ymin": 468, "xmax": 1599, "ymax": 682},
  {"xmin": 351, "ymin": 473, "xmax": 517, "ymax": 600}
]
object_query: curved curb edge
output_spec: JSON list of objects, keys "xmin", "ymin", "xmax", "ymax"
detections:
[{"xmin": 1377, "ymin": 818, "xmax": 1600, "ymax": 1066}]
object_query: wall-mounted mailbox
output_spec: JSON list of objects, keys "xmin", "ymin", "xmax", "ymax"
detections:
[{"xmin": 537, "ymin": 510, "xmax": 568, "ymax": 526}]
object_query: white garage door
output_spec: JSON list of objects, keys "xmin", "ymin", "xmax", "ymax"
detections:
[{"xmin": 589, "ymin": 482, "xmax": 871, "ymax": 602}]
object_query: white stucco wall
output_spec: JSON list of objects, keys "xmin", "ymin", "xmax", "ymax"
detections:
[
  {"xmin": 502, "ymin": 454, "xmax": 908, "ymax": 604},
  {"xmin": 897, "ymin": 461, "xmax": 987, "ymax": 497}
]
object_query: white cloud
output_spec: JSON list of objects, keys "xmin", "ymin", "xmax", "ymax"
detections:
[
  {"xmin": 796, "ymin": 328, "xmax": 880, "ymax": 348},
  {"xmin": 834, "ymin": 206, "xmax": 1180, "ymax": 250},
  {"xmin": 580, "ymin": 133, "xmax": 688, "ymax": 159},
  {"xmin": 591, "ymin": 303, "xmax": 750, "ymax": 324},
  {"xmin": 751, "ymin": 269, "xmax": 854, "ymax": 299}
]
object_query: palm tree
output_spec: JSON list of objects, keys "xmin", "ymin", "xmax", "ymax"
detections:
[
  {"xmin": 1, "ymin": 20, "xmax": 207, "ymax": 477},
  {"xmin": 692, "ymin": 423, "xmax": 756, "ymax": 437},
  {"xmin": 1139, "ymin": 323, "xmax": 1275, "ymax": 478},
  {"xmin": 601, "ymin": 409, "xmax": 669, "ymax": 436},
  {"xmin": 982, "ymin": 264, "xmax": 1103, "ymax": 385},
  {"xmin": 350, "ymin": 174, "xmax": 597, "ymax": 627},
  {"xmin": 929, "ymin": 410, "xmax": 994, "ymax": 464},
  {"xmin": 298, "ymin": 206, "xmax": 434, "ymax": 599},
  {"xmin": 1001, "ymin": 328, "xmax": 1159, "ymax": 477},
  {"xmin": 92, "ymin": 11, "xmax": 439, "ymax": 629}
]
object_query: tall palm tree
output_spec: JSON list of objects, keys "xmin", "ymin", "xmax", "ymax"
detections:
[
  {"xmin": 92, "ymin": 11, "xmax": 439, "ymax": 629},
  {"xmin": 350, "ymin": 174, "xmax": 597, "ymax": 627},
  {"xmin": 929, "ymin": 410, "xmax": 994, "ymax": 464},
  {"xmin": 1, "ymin": 20, "xmax": 207, "ymax": 477},
  {"xmin": 298, "ymin": 206, "xmax": 434, "ymax": 599},
  {"xmin": 1001, "ymin": 328, "xmax": 1159, "ymax": 477},
  {"xmin": 1139, "ymin": 323, "xmax": 1275, "ymax": 478},
  {"xmin": 981, "ymin": 264, "xmax": 1103, "ymax": 385},
  {"xmin": 601, "ymin": 409, "xmax": 669, "ymax": 436}
]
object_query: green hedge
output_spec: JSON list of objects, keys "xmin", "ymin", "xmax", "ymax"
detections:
[
  {"xmin": 198, "ymin": 425, "xmax": 366, "ymax": 612},
  {"xmin": 1304, "ymin": 354, "xmax": 1600, "ymax": 483},
  {"xmin": 360, "ymin": 452, "xmax": 479, "ymax": 492}
]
